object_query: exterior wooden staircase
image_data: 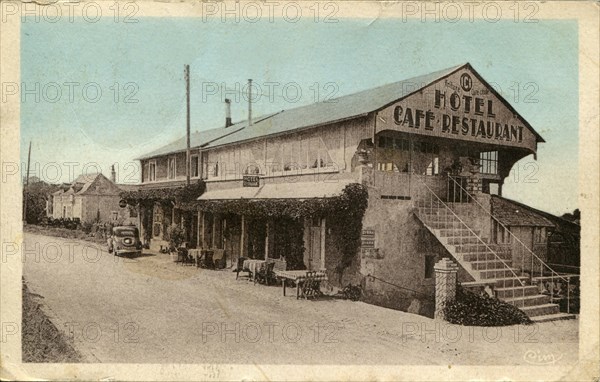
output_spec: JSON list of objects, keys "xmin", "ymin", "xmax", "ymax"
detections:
[{"xmin": 415, "ymin": 199, "xmax": 576, "ymax": 323}]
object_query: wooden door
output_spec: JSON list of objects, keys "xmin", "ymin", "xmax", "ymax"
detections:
[{"xmin": 308, "ymin": 218, "xmax": 322, "ymax": 271}]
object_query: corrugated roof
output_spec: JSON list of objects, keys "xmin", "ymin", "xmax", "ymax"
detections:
[
  {"xmin": 136, "ymin": 113, "xmax": 279, "ymax": 160},
  {"xmin": 198, "ymin": 180, "xmax": 353, "ymax": 201},
  {"xmin": 491, "ymin": 196, "xmax": 554, "ymax": 227},
  {"xmin": 139, "ymin": 64, "xmax": 465, "ymax": 159},
  {"xmin": 139, "ymin": 63, "xmax": 544, "ymax": 159}
]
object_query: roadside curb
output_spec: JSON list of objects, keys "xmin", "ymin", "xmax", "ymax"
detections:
[{"xmin": 22, "ymin": 278, "xmax": 101, "ymax": 363}]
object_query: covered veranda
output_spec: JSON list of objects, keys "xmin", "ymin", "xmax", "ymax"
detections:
[{"xmin": 194, "ymin": 181, "xmax": 355, "ymax": 272}]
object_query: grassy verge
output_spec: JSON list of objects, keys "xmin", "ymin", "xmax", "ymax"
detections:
[
  {"xmin": 24, "ymin": 224, "xmax": 107, "ymax": 245},
  {"xmin": 22, "ymin": 280, "xmax": 83, "ymax": 362}
]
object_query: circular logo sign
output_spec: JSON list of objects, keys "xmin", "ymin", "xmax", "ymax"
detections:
[
  {"xmin": 460, "ymin": 73, "xmax": 473, "ymax": 92},
  {"xmin": 118, "ymin": 199, "xmax": 127, "ymax": 208}
]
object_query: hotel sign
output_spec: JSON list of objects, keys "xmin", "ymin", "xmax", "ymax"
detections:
[
  {"xmin": 377, "ymin": 69, "xmax": 538, "ymax": 153},
  {"xmin": 242, "ymin": 175, "xmax": 260, "ymax": 187}
]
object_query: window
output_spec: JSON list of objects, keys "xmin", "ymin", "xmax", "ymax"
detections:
[
  {"xmin": 201, "ymin": 152, "xmax": 209, "ymax": 179},
  {"xmin": 191, "ymin": 155, "xmax": 199, "ymax": 178},
  {"xmin": 394, "ymin": 138, "xmax": 410, "ymax": 151},
  {"xmin": 425, "ymin": 255, "xmax": 436, "ymax": 279},
  {"xmin": 148, "ymin": 161, "xmax": 156, "ymax": 182},
  {"xmin": 167, "ymin": 157, "xmax": 176, "ymax": 179},
  {"xmin": 493, "ymin": 220, "xmax": 512, "ymax": 244},
  {"xmin": 377, "ymin": 162, "xmax": 396, "ymax": 172},
  {"xmin": 426, "ymin": 157, "xmax": 439, "ymax": 175},
  {"xmin": 480, "ymin": 151, "xmax": 498, "ymax": 174},
  {"xmin": 533, "ymin": 227, "xmax": 546, "ymax": 244}
]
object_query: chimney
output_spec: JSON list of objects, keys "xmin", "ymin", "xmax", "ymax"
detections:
[
  {"xmin": 248, "ymin": 79, "xmax": 253, "ymax": 126},
  {"xmin": 225, "ymin": 98, "xmax": 232, "ymax": 127},
  {"xmin": 110, "ymin": 165, "xmax": 116, "ymax": 183}
]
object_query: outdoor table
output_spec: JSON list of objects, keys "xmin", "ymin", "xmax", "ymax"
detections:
[
  {"xmin": 274, "ymin": 270, "xmax": 328, "ymax": 299},
  {"xmin": 243, "ymin": 259, "xmax": 267, "ymax": 281}
]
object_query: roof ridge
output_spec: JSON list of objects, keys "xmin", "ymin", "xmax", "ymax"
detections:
[
  {"xmin": 138, "ymin": 63, "xmax": 503, "ymax": 159},
  {"xmin": 493, "ymin": 195, "xmax": 578, "ymax": 226}
]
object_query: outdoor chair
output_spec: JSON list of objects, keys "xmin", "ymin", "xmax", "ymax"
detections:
[
  {"xmin": 235, "ymin": 257, "xmax": 250, "ymax": 280},
  {"xmin": 212, "ymin": 249, "xmax": 226, "ymax": 269},
  {"xmin": 176, "ymin": 247, "xmax": 194, "ymax": 266},
  {"xmin": 300, "ymin": 271, "xmax": 323, "ymax": 299},
  {"xmin": 268, "ymin": 259, "xmax": 287, "ymax": 285},
  {"xmin": 200, "ymin": 250, "xmax": 214, "ymax": 269},
  {"xmin": 254, "ymin": 262, "xmax": 275, "ymax": 285}
]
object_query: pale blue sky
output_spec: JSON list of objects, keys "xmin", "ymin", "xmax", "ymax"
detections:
[{"xmin": 20, "ymin": 18, "xmax": 578, "ymax": 215}]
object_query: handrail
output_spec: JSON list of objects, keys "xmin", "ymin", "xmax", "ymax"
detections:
[
  {"xmin": 366, "ymin": 274, "xmax": 434, "ymax": 298},
  {"xmin": 415, "ymin": 176, "xmax": 526, "ymax": 289},
  {"xmin": 447, "ymin": 175, "xmax": 569, "ymax": 284}
]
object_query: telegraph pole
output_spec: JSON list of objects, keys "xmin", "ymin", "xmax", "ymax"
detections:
[
  {"xmin": 23, "ymin": 140, "xmax": 31, "ymax": 224},
  {"xmin": 248, "ymin": 79, "xmax": 252, "ymax": 126},
  {"xmin": 185, "ymin": 64, "xmax": 191, "ymax": 186}
]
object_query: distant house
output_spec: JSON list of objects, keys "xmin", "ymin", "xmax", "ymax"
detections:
[
  {"xmin": 491, "ymin": 196, "xmax": 580, "ymax": 272},
  {"xmin": 50, "ymin": 171, "xmax": 130, "ymax": 224}
]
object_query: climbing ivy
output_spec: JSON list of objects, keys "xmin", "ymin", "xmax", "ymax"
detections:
[
  {"xmin": 199, "ymin": 183, "xmax": 369, "ymax": 277},
  {"xmin": 120, "ymin": 181, "xmax": 368, "ymax": 277},
  {"xmin": 119, "ymin": 181, "xmax": 206, "ymax": 210}
]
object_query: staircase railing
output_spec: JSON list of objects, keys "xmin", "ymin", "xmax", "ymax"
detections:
[
  {"xmin": 447, "ymin": 175, "xmax": 575, "ymax": 313},
  {"xmin": 414, "ymin": 176, "xmax": 527, "ymax": 306}
]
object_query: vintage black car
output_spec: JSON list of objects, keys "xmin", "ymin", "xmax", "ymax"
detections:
[{"xmin": 107, "ymin": 226, "xmax": 142, "ymax": 257}]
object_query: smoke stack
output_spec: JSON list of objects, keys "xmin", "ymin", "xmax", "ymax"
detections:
[
  {"xmin": 248, "ymin": 79, "xmax": 253, "ymax": 126},
  {"xmin": 225, "ymin": 98, "xmax": 232, "ymax": 127},
  {"xmin": 110, "ymin": 165, "xmax": 116, "ymax": 183}
]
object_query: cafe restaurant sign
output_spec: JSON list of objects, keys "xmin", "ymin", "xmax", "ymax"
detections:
[{"xmin": 376, "ymin": 68, "xmax": 538, "ymax": 152}]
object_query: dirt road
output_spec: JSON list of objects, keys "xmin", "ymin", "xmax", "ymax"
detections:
[{"xmin": 22, "ymin": 233, "xmax": 578, "ymax": 365}]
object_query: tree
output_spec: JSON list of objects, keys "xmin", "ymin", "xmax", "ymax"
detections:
[
  {"xmin": 561, "ymin": 208, "xmax": 580, "ymax": 224},
  {"xmin": 23, "ymin": 180, "xmax": 59, "ymax": 224}
]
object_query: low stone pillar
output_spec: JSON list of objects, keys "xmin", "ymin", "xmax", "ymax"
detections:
[
  {"xmin": 434, "ymin": 258, "xmax": 459, "ymax": 320},
  {"xmin": 358, "ymin": 165, "xmax": 374, "ymax": 187}
]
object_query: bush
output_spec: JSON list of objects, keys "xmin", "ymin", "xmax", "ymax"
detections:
[
  {"xmin": 443, "ymin": 285, "xmax": 533, "ymax": 326},
  {"xmin": 81, "ymin": 222, "xmax": 93, "ymax": 234}
]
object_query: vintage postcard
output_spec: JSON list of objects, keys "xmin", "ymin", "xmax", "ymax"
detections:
[{"xmin": 1, "ymin": 1, "xmax": 598, "ymax": 380}]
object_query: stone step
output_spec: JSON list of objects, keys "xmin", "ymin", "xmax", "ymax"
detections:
[
  {"xmin": 416, "ymin": 202, "xmax": 446, "ymax": 208},
  {"xmin": 486, "ymin": 276, "xmax": 529, "ymax": 288},
  {"xmin": 418, "ymin": 214, "xmax": 453, "ymax": 221},
  {"xmin": 446, "ymin": 236, "xmax": 487, "ymax": 245},
  {"xmin": 462, "ymin": 252, "xmax": 510, "ymax": 262},
  {"xmin": 502, "ymin": 294, "xmax": 552, "ymax": 307},
  {"xmin": 479, "ymin": 268, "xmax": 522, "ymax": 280},
  {"xmin": 454, "ymin": 243, "xmax": 504, "ymax": 254},
  {"xmin": 424, "ymin": 221, "xmax": 464, "ymax": 230},
  {"xmin": 495, "ymin": 285, "xmax": 540, "ymax": 298},
  {"xmin": 530, "ymin": 312, "xmax": 577, "ymax": 323},
  {"xmin": 520, "ymin": 303, "xmax": 560, "ymax": 317},
  {"xmin": 437, "ymin": 228, "xmax": 482, "ymax": 236},
  {"xmin": 470, "ymin": 259, "xmax": 513, "ymax": 270}
]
